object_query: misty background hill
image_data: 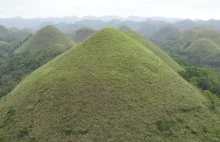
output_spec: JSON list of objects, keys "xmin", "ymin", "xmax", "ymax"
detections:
[{"xmin": 1, "ymin": 16, "xmax": 220, "ymax": 35}]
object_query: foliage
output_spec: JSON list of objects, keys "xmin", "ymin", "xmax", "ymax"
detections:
[{"xmin": 179, "ymin": 66, "xmax": 220, "ymax": 97}]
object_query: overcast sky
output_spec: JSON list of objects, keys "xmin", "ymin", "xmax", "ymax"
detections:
[{"xmin": 0, "ymin": 0, "xmax": 219, "ymax": 20}]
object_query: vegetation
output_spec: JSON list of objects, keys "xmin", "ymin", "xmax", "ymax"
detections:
[
  {"xmin": 14, "ymin": 25, "xmax": 75, "ymax": 54},
  {"xmin": 0, "ymin": 28, "xmax": 219, "ymax": 142},
  {"xmin": 179, "ymin": 66, "xmax": 220, "ymax": 97},
  {"xmin": 123, "ymin": 30, "xmax": 183, "ymax": 72}
]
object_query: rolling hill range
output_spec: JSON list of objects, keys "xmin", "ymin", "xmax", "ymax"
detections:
[
  {"xmin": 72, "ymin": 27, "xmax": 96, "ymax": 43},
  {"xmin": 123, "ymin": 30, "xmax": 183, "ymax": 72},
  {"xmin": 14, "ymin": 25, "xmax": 75, "ymax": 54},
  {"xmin": 0, "ymin": 28, "xmax": 219, "ymax": 142}
]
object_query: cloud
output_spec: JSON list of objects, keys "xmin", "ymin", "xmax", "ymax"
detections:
[{"xmin": 0, "ymin": 0, "xmax": 219, "ymax": 19}]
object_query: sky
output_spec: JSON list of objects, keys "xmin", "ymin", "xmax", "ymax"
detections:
[{"xmin": 0, "ymin": 0, "xmax": 219, "ymax": 20}]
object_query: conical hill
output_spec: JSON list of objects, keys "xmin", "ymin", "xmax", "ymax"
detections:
[
  {"xmin": 14, "ymin": 25, "xmax": 75, "ymax": 54},
  {"xmin": 0, "ymin": 28, "xmax": 219, "ymax": 142}
]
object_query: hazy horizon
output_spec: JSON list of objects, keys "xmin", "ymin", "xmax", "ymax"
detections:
[{"xmin": 0, "ymin": 0, "xmax": 219, "ymax": 20}]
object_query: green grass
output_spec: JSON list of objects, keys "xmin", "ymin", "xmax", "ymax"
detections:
[
  {"xmin": 72, "ymin": 27, "xmax": 96, "ymax": 43},
  {"xmin": 123, "ymin": 30, "xmax": 183, "ymax": 72},
  {"xmin": 0, "ymin": 28, "xmax": 219, "ymax": 142},
  {"xmin": 14, "ymin": 25, "xmax": 75, "ymax": 54},
  {"xmin": 186, "ymin": 38, "xmax": 220, "ymax": 58}
]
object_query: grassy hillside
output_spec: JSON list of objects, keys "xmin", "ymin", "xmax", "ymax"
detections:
[
  {"xmin": 186, "ymin": 38, "xmax": 220, "ymax": 57},
  {"xmin": 72, "ymin": 27, "xmax": 96, "ymax": 43},
  {"xmin": 0, "ymin": 28, "xmax": 219, "ymax": 142},
  {"xmin": 14, "ymin": 25, "xmax": 75, "ymax": 54},
  {"xmin": 123, "ymin": 30, "xmax": 183, "ymax": 72}
]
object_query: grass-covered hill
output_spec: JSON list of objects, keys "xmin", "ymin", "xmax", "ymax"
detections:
[
  {"xmin": 14, "ymin": 25, "xmax": 75, "ymax": 54},
  {"xmin": 72, "ymin": 27, "xmax": 96, "ymax": 43},
  {"xmin": 186, "ymin": 38, "xmax": 220, "ymax": 57},
  {"xmin": 0, "ymin": 28, "xmax": 219, "ymax": 142},
  {"xmin": 193, "ymin": 29, "xmax": 220, "ymax": 46},
  {"xmin": 185, "ymin": 38, "xmax": 220, "ymax": 67},
  {"xmin": 123, "ymin": 30, "xmax": 183, "ymax": 72}
]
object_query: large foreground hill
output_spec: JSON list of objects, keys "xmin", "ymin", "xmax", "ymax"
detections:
[{"xmin": 0, "ymin": 28, "xmax": 219, "ymax": 142}]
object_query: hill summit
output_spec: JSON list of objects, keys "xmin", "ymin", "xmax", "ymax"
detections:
[
  {"xmin": 0, "ymin": 28, "xmax": 219, "ymax": 142},
  {"xmin": 14, "ymin": 25, "xmax": 75, "ymax": 54}
]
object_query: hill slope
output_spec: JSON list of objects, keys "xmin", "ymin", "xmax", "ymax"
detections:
[
  {"xmin": 0, "ymin": 28, "xmax": 219, "ymax": 142},
  {"xmin": 186, "ymin": 38, "xmax": 220, "ymax": 57},
  {"xmin": 14, "ymin": 25, "xmax": 75, "ymax": 54},
  {"xmin": 123, "ymin": 30, "xmax": 183, "ymax": 72}
]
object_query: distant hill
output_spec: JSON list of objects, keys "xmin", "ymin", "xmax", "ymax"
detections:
[
  {"xmin": 72, "ymin": 27, "xmax": 96, "ymax": 43},
  {"xmin": 14, "ymin": 25, "xmax": 75, "ymax": 54},
  {"xmin": 10, "ymin": 28, "xmax": 33, "ymax": 41},
  {"xmin": 179, "ymin": 27, "xmax": 203, "ymax": 46},
  {"xmin": 150, "ymin": 26, "xmax": 182, "ymax": 52},
  {"xmin": 185, "ymin": 38, "xmax": 220, "ymax": 66},
  {"xmin": 0, "ymin": 25, "xmax": 12, "ymax": 42},
  {"xmin": 118, "ymin": 25, "xmax": 132, "ymax": 31},
  {"xmin": 123, "ymin": 30, "xmax": 183, "ymax": 72},
  {"xmin": 0, "ymin": 28, "xmax": 219, "ymax": 142},
  {"xmin": 193, "ymin": 29, "xmax": 220, "ymax": 46},
  {"xmin": 186, "ymin": 38, "xmax": 220, "ymax": 56}
]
